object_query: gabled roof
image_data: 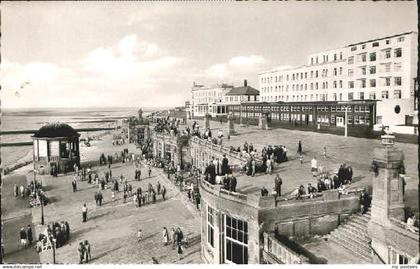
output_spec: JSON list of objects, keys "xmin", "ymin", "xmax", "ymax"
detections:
[{"xmin": 225, "ymin": 86, "xmax": 259, "ymax": 96}]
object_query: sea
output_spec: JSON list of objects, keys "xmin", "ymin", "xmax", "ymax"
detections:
[{"xmin": 1, "ymin": 107, "xmax": 159, "ymax": 169}]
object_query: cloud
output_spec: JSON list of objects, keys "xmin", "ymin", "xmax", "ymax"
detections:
[
  {"xmin": 205, "ymin": 55, "xmax": 267, "ymax": 79},
  {"xmin": 118, "ymin": 34, "xmax": 137, "ymax": 57},
  {"xmin": 1, "ymin": 34, "xmax": 186, "ymax": 108},
  {"xmin": 82, "ymin": 34, "xmax": 172, "ymax": 78},
  {"xmin": 229, "ymin": 55, "xmax": 265, "ymax": 67}
]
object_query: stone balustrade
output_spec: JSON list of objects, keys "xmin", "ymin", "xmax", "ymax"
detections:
[
  {"xmin": 390, "ymin": 218, "xmax": 419, "ymax": 235},
  {"xmin": 263, "ymin": 232, "xmax": 309, "ymax": 264}
]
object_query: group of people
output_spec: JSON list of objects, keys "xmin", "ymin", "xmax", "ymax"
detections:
[
  {"xmin": 221, "ymin": 173, "xmax": 238, "ymax": 192},
  {"xmin": 35, "ymin": 221, "xmax": 71, "ymax": 253},
  {"xmin": 132, "ymin": 182, "xmax": 167, "ymax": 207},
  {"xmin": 19, "ymin": 225, "xmax": 33, "ymax": 248},
  {"xmin": 162, "ymin": 227, "xmax": 187, "ymax": 259},
  {"xmin": 14, "ymin": 183, "xmax": 31, "ymax": 199},
  {"xmin": 112, "ymin": 132, "xmax": 126, "ymax": 145},
  {"xmin": 77, "ymin": 240, "xmax": 92, "ymax": 264},
  {"xmin": 260, "ymin": 173, "xmax": 283, "ymax": 197},
  {"xmin": 203, "ymin": 155, "xmax": 231, "ymax": 185},
  {"xmin": 154, "ymin": 117, "xmax": 180, "ymax": 135}
]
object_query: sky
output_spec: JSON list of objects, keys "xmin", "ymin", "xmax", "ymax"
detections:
[{"xmin": 1, "ymin": 1, "xmax": 417, "ymax": 109}]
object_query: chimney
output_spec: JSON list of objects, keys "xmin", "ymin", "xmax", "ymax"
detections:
[{"xmin": 244, "ymin": 80, "xmax": 247, "ymax": 87}]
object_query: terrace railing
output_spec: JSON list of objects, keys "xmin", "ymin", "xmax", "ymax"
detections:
[{"xmin": 263, "ymin": 232, "xmax": 309, "ymax": 264}]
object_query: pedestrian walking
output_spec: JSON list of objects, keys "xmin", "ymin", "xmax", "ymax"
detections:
[
  {"xmin": 82, "ymin": 204, "xmax": 88, "ymax": 222},
  {"xmin": 94, "ymin": 192, "xmax": 99, "ymax": 206},
  {"xmin": 323, "ymin": 146, "xmax": 327, "ymax": 159},
  {"xmin": 177, "ymin": 241, "xmax": 183, "ymax": 259},
  {"xmin": 311, "ymin": 156, "xmax": 318, "ymax": 177},
  {"xmin": 157, "ymin": 181, "xmax": 161, "ymax": 194},
  {"xmin": 14, "ymin": 184, "xmax": 19, "ymax": 197},
  {"xmin": 19, "ymin": 227, "xmax": 27, "ymax": 248},
  {"xmin": 297, "ymin": 140, "xmax": 303, "ymax": 155},
  {"xmin": 26, "ymin": 225, "xmax": 33, "ymax": 246},
  {"xmin": 274, "ymin": 174, "xmax": 283, "ymax": 197},
  {"xmin": 123, "ymin": 191, "xmax": 127, "ymax": 203},
  {"xmin": 162, "ymin": 227, "xmax": 169, "ymax": 246},
  {"xmin": 148, "ymin": 165, "xmax": 152, "ymax": 178},
  {"xmin": 84, "ymin": 240, "xmax": 91, "ymax": 263},
  {"xmin": 98, "ymin": 191, "xmax": 103, "ymax": 206},
  {"xmin": 20, "ymin": 185, "xmax": 25, "ymax": 198},
  {"xmin": 171, "ymin": 228, "xmax": 177, "ymax": 249},
  {"xmin": 78, "ymin": 242, "xmax": 85, "ymax": 264},
  {"xmin": 137, "ymin": 229, "xmax": 143, "ymax": 242}
]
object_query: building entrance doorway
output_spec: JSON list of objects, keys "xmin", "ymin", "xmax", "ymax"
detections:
[{"xmin": 336, "ymin": 116, "xmax": 345, "ymax": 127}]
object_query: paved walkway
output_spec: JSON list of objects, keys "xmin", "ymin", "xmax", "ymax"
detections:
[
  {"xmin": 187, "ymin": 119, "xmax": 418, "ymax": 213},
  {"xmin": 31, "ymin": 160, "xmax": 201, "ymax": 264},
  {"xmin": 2, "ymin": 174, "xmax": 40, "ymax": 264}
]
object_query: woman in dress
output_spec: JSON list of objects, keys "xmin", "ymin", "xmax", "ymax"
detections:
[{"xmin": 162, "ymin": 227, "xmax": 169, "ymax": 246}]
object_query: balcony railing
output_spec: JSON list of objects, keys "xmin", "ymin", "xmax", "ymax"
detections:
[{"xmin": 263, "ymin": 233, "xmax": 309, "ymax": 264}]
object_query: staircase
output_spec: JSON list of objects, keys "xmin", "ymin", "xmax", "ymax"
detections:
[{"xmin": 327, "ymin": 209, "xmax": 372, "ymax": 263}]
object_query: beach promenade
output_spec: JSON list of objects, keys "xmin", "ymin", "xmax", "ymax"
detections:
[
  {"xmin": 3, "ymin": 132, "xmax": 201, "ymax": 264},
  {"xmin": 187, "ymin": 119, "xmax": 418, "ymax": 212},
  {"xmin": 3, "ymin": 117, "xmax": 418, "ymax": 264}
]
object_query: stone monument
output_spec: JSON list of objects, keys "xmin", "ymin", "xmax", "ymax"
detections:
[
  {"xmin": 227, "ymin": 112, "xmax": 235, "ymax": 136},
  {"xmin": 205, "ymin": 112, "xmax": 211, "ymax": 130},
  {"xmin": 258, "ymin": 113, "xmax": 268, "ymax": 130},
  {"xmin": 367, "ymin": 134, "xmax": 410, "ymax": 262}
]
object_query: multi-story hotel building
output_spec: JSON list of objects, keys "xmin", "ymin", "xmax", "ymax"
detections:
[
  {"xmin": 258, "ymin": 31, "xmax": 418, "ymax": 127},
  {"xmin": 190, "ymin": 81, "xmax": 260, "ymax": 118},
  {"xmin": 190, "ymin": 82, "xmax": 234, "ymax": 118}
]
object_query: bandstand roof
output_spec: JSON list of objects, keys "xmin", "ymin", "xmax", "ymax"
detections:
[{"xmin": 33, "ymin": 122, "xmax": 80, "ymax": 138}]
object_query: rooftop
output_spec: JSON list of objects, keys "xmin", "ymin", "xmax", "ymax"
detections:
[
  {"xmin": 225, "ymin": 86, "xmax": 259, "ymax": 96},
  {"xmin": 33, "ymin": 122, "xmax": 79, "ymax": 138}
]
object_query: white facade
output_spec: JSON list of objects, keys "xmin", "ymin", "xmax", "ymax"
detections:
[
  {"xmin": 258, "ymin": 32, "xmax": 418, "ymax": 126},
  {"xmin": 190, "ymin": 83, "xmax": 233, "ymax": 117},
  {"xmin": 223, "ymin": 94, "xmax": 258, "ymax": 105}
]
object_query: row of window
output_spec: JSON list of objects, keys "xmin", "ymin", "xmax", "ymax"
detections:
[
  {"xmin": 350, "ymin": 36, "xmax": 405, "ymax": 52},
  {"xmin": 235, "ymin": 112, "xmax": 372, "ymax": 126},
  {"xmin": 261, "ymin": 47, "xmax": 404, "ymax": 85},
  {"xmin": 262, "ymin": 75, "xmax": 402, "ymax": 96},
  {"xmin": 310, "ymin": 51, "xmax": 344, "ymax": 65},
  {"xmin": 240, "ymin": 105, "xmax": 371, "ymax": 113},
  {"xmin": 349, "ymin": 77, "xmax": 402, "ymax": 88},
  {"xmin": 348, "ymin": 48, "xmax": 402, "ymax": 64},
  {"xmin": 260, "ymin": 89, "xmax": 402, "ymax": 102},
  {"xmin": 349, "ymin": 63, "xmax": 402, "ymax": 77}
]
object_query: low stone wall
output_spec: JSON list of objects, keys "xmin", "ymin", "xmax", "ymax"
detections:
[
  {"xmin": 259, "ymin": 191, "xmax": 361, "ymax": 239},
  {"xmin": 262, "ymin": 232, "xmax": 309, "ymax": 264},
  {"xmin": 200, "ymin": 178, "xmax": 362, "ymax": 263}
]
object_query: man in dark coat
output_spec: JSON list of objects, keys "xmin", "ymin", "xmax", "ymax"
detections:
[
  {"xmin": 229, "ymin": 174, "xmax": 237, "ymax": 192},
  {"xmin": 221, "ymin": 154, "xmax": 229, "ymax": 176},
  {"xmin": 162, "ymin": 186, "xmax": 167, "ymax": 201},
  {"xmin": 98, "ymin": 191, "xmax": 103, "ymax": 206},
  {"xmin": 317, "ymin": 179, "xmax": 327, "ymax": 192},
  {"xmin": 65, "ymin": 221, "xmax": 70, "ymax": 240},
  {"xmin": 26, "ymin": 225, "xmax": 33, "ymax": 246},
  {"xmin": 274, "ymin": 174, "xmax": 282, "ymax": 197},
  {"xmin": 72, "ymin": 180, "xmax": 77, "ymax": 192},
  {"xmin": 297, "ymin": 140, "xmax": 302, "ymax": 155},
  {"xmin": 222, "ymin": 176, "xmax": 230, "ymax": 190},
  {"xmin": 204, "ymin": 161, "xmax": 216, "ymax": 185}
]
